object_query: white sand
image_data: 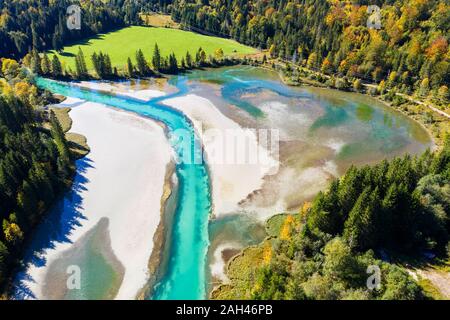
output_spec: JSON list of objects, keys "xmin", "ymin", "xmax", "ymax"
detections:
[
  {"xmin": 74, "ymin": 81, "xmax": 166, "ymax": 101},
  {"xmin": 63, "ymin": 88, "xmax": 280, "ymax": 219},
  {"xmin": 162, "ymin": 94, "xmax": 279, "ymax": 217},
  {"xmin": 23, "ymin": 99, "xmax": 172, "ymax": 300}
]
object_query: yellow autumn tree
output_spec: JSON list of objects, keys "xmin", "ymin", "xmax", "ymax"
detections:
[
  {"xmin": 269, "ymin": 44, "xmax": 276, "ymax": 58},
  {"xmin": 262, "ymin": 242, "xmax": 272, "ymax": 265},
  {"xmin": 0, "ymin": 79, "xmax": 12, "ymax": 96},
  {"xmin": 438, "ymin": 85, "xmax": 449, "ymax": 101},
  {"xmin": 14, "ymin": 81, "xmax": 32, "ymax": 99},
  {"xmin": 321, "ymin": 58, "xmax": 333, "ymax": 74},
  {"xmin": 3, "ymin": 220, "xmax": 24, "ymax": 244},
  {"xmin": 307, "ymin": 52, "xmax": 317, "ymax": 69},
  {"xmin": 214, "ymin": 48, "xmax": 224, "ymax": 60},
  {"xmin": 280, "ymin": 215, "xmax": 294, "ymax": 240},
  {"xmin": 1, "ymin": 58, "xmax": 20, "ymax": 78},
  {"xmin": 299, "ymin": 202, "xmax": 312, "ymax": 221}
]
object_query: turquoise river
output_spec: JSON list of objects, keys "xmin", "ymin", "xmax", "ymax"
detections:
[{"xmin": 13, "ymin": 66, "xmax": 431, "ymax": 300}]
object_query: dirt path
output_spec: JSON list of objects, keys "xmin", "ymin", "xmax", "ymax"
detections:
[
  {"xmin": 276, "ymin": 58, "xmax": 450, "ymax": 119},
  {"xmin": 396, "ymin": 93, "xmax": 450, "ymax": 119},
  {"xmin": 408, "ymin": 266, "xmax": 450, "ymax": 299},
  {"xmin": 417, "ymin": 268, "xmax": 450, "ymax": 299}
]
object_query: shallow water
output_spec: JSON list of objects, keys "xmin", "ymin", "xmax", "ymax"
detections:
[
  {"xmin": 14, "ymin": 66, "xmax": 431, "ymax": 300},
  {"xmin": 15, "ymin": 76, "xmax": 212, "ymax": 300}
]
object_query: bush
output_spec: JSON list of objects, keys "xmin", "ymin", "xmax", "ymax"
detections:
[{"xmin": 335, "ymin": 78, "xmax": 349, "ymax": 90}]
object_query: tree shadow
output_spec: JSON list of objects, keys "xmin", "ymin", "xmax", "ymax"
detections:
[
  {"xmin": 12, "ymin": 157, "xmax": 95, "ymax": 299},
  {"xmin": 59, "ymin": 52, "xmax": 75, "ymax": 58}
]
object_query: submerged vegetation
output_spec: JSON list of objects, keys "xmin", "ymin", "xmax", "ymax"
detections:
[{"xmin": 214, "ymin": 139, "xmax": 450, "ymax": 300}]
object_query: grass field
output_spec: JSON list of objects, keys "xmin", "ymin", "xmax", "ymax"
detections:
[{"xmin": 51, "ymin": 26, "xmax": 257, "ymax": 72}]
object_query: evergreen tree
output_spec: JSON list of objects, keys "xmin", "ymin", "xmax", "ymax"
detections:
[
  {"xmin": 91, "ymin": 52, "xmax": 100, "ymax": 77},
  {"xmin": 52, "ymin": 29, "xmax": 63, "ymax": 52},
  {"xmin": 75, "ymin": 47, "xmax": 88, "ymax": 79},
  {"xmin": 51, "ymin": 55, "xmax": 62, "ymax": 78},
  {"xmin": 135, "ymin": 49, "xmax": 149, "ymax": 76},
  {"xmin": 185, "ymin": 51, "xmax": 192, "ymax": 68},
  {"xmin": 31, "ymin": 48, "xmax": 41, "ymax": 75},
  {"xmin": 103, "ymin": 53, "xmax": 112, "ymax": 77},
  {"xmin": 126, "ymin": 57, "xmax": 134, "ymax": 77},
  {"xmin": 168, "ymin": 53, "xmax": 178, "ymax": 74},
  {"xmin": 41, "ymin": 53, "xmax": 51, "ymax": 75},
  {"xmin": 152, "ymin": 43, "xmax": 162, "ymax": 71}
]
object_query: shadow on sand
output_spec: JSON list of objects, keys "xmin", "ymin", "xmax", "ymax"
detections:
[{"xmin": 12, "ymin": 157, "xmax": 95, "ymax": 299}]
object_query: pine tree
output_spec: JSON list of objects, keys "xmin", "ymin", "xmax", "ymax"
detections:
[
  {"xmin": 31, "ymin": 48, "xmax": 42, "ymax": 75},
  {"xmin": 135, "ymin": 49, "xmax": 149, "ymax": 76},
  {"xmin": 31, "ymin": 22, "xmax": 39, "ymax": 50},
  {"xmin": 185, "ymin": 51, "xmax": 192, "ymax": 68},
  {"xmin": 126, "ymin": 57, "xmax": 134, "ymax": 77},
  {"xmin": 0, "ymin": 240, "xmax": 9, "ymax": 277},
  {"xmin": 51, "ymin": 55, "xmax": 63, "ymax": 78},
  {"xmin": 104, "ymin": 53, "xmax": 112, "ymax": 77},
  {"xmin": 168, "ymin": 53, "xmax": 178, "ymax": 74},
  {"xmin": 91, "ymin": 52, "xmax": 100, "ymax": 77},
  {"xmin": 152, "ymin": 43, "xmax": 162, "ymax": 71},
  {"xmin": 41, "ymin": 54, "xmax": 51, "ymax": 75},
  {"xmin": 75, "ymin": 47, "xmax": 88, "ymax": 78},
  {"xmin": 343, "ymin": 187, "xmax": 381, "ymax": 251},
  {"xmin": 52, "ymin": 29, "xmax": 63, "ymax": 52},
  {"xmin": 199, "ymin": 48, "xmax": 207, "ymax": 66},
  {"xmin": 49, "ymin": 110, "xmax": 70, "ymax": 163}
]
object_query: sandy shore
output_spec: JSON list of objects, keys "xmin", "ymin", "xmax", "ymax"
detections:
[
  {"xmin": 17, "ymin": 97, "xmax": 172, "ymax": 299},
  {"xmin": 162, "ymin": 94, "xmax": 279, "ymax": 218},
  {"xmin": 63, "ymin": 82, "xmax": 280, "ymax": 220},
  {"xmin": 74, "ymin": 81, "xmax": 166, "ymax": 101}
]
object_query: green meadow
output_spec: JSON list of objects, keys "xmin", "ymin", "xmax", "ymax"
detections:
[{"xmin": 51, "ymin": 26, "xmax": 257, "ymax": 71}]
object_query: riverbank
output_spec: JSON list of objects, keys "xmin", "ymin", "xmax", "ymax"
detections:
[
  {"xmin": 13, "ymin": 98, "xmax": 173, "ymax": 299},
  {"xmin": 23, "ymin": 69, "xmax": 435, "ymax": 300},
  {"xmin": 67, "ymin": 80, "xmax": 280, "ymax": 220},
  {"xmin": 161, "ymin": 94, "xmax": 279, "ymax": 219},
  {"xmin": 259, "ymin": 60, "xmax": 448, "ymax": 149}
]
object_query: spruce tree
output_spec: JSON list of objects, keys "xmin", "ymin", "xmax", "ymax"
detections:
[
  {"xmin": 75, "ymin": 47, "xmax": 88, "ymax": 78},
  {"xmin": 152, "ymin": 43, "xmax": 162, "ymax": 71},
  {"xmin": 135, "ymin": 49, "xmax": 149, "ymax": 76},
  {"xmin": 91, "ymin": 52, "xmax": 100, "ymax": 78},
  {"xmin": 127, "ymin": 57, "xmax": 134, "ymax": 77},
  {"xmin": 31, "ymin": 48, "xmax": 42, "ymax": 75},
  {"xmin": 41, "ymin": 54, "xmax": 51, "ymax": 75},
  {"xmin": 168, "ymin": 53, "xmax": 178, "ymax": 74},
  {"xmin": 185, "ymin": 51, "xmax": 192, "ymax": 68},
  {"xmin": 51, "ymin": 55, "xmax": 62, "ymax": 78}
]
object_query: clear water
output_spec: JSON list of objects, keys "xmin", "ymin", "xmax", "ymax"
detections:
[
  {"xmin": 34, "ymin": 76, "xmax": 212, "ymax": 300},
  {"xmin": 14, "ymin": 65, "xmax": 431, "ymax": 300}
]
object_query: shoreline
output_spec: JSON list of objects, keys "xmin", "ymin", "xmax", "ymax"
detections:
[
  {"xmin": 262, "ymin": 62, "xmax": 444, "ymax": 149},
  {"xmin": 32, "ymin": 72, "xmax": 436, "ymax": 300},
  {"xmin": 161, "ymin": 94, "xmax": 279, "ymax": 220},
  {"xmin": 137, "ymin": 160, "xmax": 178, "ymax": 300},
  {"xmin": 13, "ymin": 97, "xmax": 173, "ymax": 300}
]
